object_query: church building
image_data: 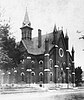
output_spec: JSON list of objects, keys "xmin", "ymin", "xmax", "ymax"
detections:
[
  {"xmin": 13, "ymin": 9, "xmax": 75, "ymax": 85},
  {"xmin": 1, "ymin": 9, "xmax": 75, "ymax": 86}
]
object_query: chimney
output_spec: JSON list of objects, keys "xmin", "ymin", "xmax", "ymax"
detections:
[{"xmin": 38, "ymin": 29, "xmax": 42, "ymax": 48}]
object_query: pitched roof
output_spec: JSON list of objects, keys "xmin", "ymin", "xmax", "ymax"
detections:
[{"xmin": 22, "ymin": 30, "xmax": 64, "ymax": 55}]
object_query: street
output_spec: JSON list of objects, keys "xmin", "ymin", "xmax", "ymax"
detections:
[{"xmin": 0, "ymin": 88, "xmax": 84, "ymax": 100}]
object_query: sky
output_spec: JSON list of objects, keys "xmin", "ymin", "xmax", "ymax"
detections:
[{"xmin": 0, "ymin": 0, "xmax": 84, "ymax": 70}]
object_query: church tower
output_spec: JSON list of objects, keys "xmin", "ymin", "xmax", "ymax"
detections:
[
  {"xmin": 53, "ymin": 24, "xmax": 57, "ymax": 44},
  {"xmin": 20, "ymin": 9, "xmax": 33, "ymax": 40}
]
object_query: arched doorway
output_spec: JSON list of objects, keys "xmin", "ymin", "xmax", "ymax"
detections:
[{"xmin": 21, "ymin": 72, "xmax": 25, "ymax": 82}]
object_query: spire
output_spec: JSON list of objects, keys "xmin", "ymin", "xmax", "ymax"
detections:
[
  {"xmin": 23, "ymin": 8, "xmax": 31, "ymax": 27},
  {"xmin": 72, "ymin": 46, "xmax": 75, "ymax": 53},
  {"xmin": 71, "ymin": 46, "xmax": 74, "ymax": 61},
  {"xmin": 20, "ymin": 8, "xmax": 33, "ymax": 40},
  {"xmin": 53, "ymin": 24, "xmax": 57, "ymax": 32},
  {"xmin": 65, "ymin": 29, "xmax": 69, "ymax": 50}
]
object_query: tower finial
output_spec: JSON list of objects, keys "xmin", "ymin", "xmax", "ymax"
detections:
[
  {"xmin": 72, "ymin": 46, "xmax": 75, "ymax": 53},
  {"xmin": 23, "ymin": 8, "xmax": 31, "ymax": 27},
  {"xmin": 71, "ymin": 46, "xmax": 75, "ymax": 61},
  {"xmin": 53, "ymin": 24, "xmax": 57, "ymax": 32},
  {"xmin": 26, "ymin": 6, "xmax": 27, "ymax": 11},
  {"xmin": 66, "ymin": 29, "xmax": 67, "ymax": 34}
]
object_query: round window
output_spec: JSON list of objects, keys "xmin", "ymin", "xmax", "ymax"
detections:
[{"xmin": 59, "ymin": 48, "xmax": 64, "ymax": 57}]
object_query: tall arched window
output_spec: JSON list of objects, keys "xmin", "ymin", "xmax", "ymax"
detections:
[
  {"xmin": 39, "ymin": 60, "xmax": 43, "ymax": 68},
  {"xmin": 31, "ymin": 71, "xmax": 35, "ymax": 83},
  {"xmin": 50, "ymin": 72, "xmax": 53, "ymax": 81},
  {"xmin": 21, "ymin": 72, "xmax": 25, "ymax": 81},
  {"xmin": 49, "ymin": 59, "xmax": 53, "ymax": 68},
  {"xmin": 39, "ymin": 72, "xmax": 43, "ymax": 82},
  {"xmin": 31, "ymin": 60, "xmax": 35, "ymax": 69}
]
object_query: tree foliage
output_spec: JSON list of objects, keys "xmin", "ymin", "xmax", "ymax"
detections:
[
  {"xmin": 0, "ymin": 23, "xmax": 21, "ymax": 70},
  {"xmin": 75, "ymin": 66, "xmax": 83, "ymax": 86}
]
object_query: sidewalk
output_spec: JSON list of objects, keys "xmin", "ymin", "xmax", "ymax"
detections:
[{"xmin": 0, "ymin": 84, "xmax": 47, "ymax": 94}]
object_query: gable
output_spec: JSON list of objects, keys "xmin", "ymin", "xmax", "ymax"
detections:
[
  {"xmin": 58, "ymin": 32, "xmax": 66, "ymax": 52},
  {"xmin": 57, "ymin": 33, "xmax": 67, "ymax": 64}
]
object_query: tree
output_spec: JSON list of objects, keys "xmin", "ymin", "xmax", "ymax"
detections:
[
  {"xmin": 75, "ymin": 66, "xmax": 83, "ymax": 86},
  {"xmin": 0, "ymin": 23, "xmax": 21, "ymax": 70}
]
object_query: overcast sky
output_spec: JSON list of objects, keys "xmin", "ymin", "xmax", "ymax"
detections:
[{"xmin": 0, "ymin": 0, "xmax": 84, "ymax": 70}]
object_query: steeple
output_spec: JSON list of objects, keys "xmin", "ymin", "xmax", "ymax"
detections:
[
  {"xmin": 71, "ymin": 46, "xmax": 75, "ymax": 61},
  {"xmin": 72, "ymin": 46, "xmax": 74, "ymax": 53},
  {"xmin": 53, "ymin": 24, "xmax": 57, "ymax": 32},
  {"xmin": 53, "ymin": 24, "xmax": 57, "ymax": 44},
  {"xmin": 65, "ymin": 29, "xmax": 69, "ymax": 50},
  {"xmin": 65, "ymin": 29, "xmax": 69, "ymax": 39},
  {"xmin": 20, "ymin": 8, "xmax": 33, "ymax": 40},
  {"xmin": 23, "ymin": 8, "xmax": 31, "ymax": 27}
]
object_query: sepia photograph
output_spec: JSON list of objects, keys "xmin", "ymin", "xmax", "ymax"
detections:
[{"xmin": 0, "ymin": 0, "xmax": 84, "ymax": 100}]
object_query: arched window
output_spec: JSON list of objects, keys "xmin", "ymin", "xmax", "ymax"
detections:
[
  {"xmin": 39, "ymin": 60, "xmax": 43, "ymax": 68},
  {"xmin": 39, "ymin": 60, "xmax": 43, "ymax": 64},
  {"xmin": 49, "ymin": 59, "xmax": 53, "ymax": 68},
  {"xmin": 31, "ymin": 71, "xmax": 35, "ymax": 76},
  {"xmin": 39, "ymin": 72, "xmax": 43, "ymax": 82},
  {"xmin": 21, "ymin": 72, "xmax": 25, "ymax": 81},
  {"xmin": 31, "ymin": 71, "xmax": 35, "ymax": 83},
  {"xmin": 39, "ymin": 72, "xmax": 43, "ymax": 76},
  {"xmin": 50, "ymin": 72, "xmax": 53, "ymax": 81},
  {"xmin": 31, "ymin": 60, "xmax": 35, "ymax": 69},
  {"xmin": 31, "ymin": 60, "xmax": 35, "ymax": 64}
]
